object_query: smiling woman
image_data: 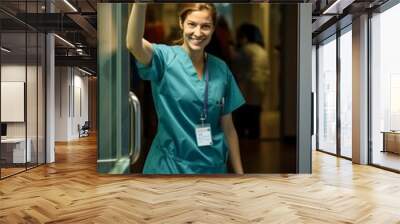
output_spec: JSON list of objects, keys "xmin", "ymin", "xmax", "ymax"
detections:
[
  {"xmin": 126, "ymin": 3, "xmax": 246, "ymax": 174},
  {"xmin": 173, "ymin": 4, "xmax": 216, "ymax": 46}
]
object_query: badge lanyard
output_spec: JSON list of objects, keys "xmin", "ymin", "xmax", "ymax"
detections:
[
  {"xmin": 200, "ymin": 54, "xmax": 209, "ymax": 125},
  {"xmin": 195, "ymin": 53, "xmax": 213, "ymax": 147}
]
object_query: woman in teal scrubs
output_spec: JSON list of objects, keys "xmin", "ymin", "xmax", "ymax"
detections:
[{"xmin": 127, "ymin": 3, "xmax": 245, "ymax": 174}]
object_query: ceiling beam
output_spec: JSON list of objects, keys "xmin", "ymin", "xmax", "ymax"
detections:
[
  {"xmin": 67, "ymin": 13, "xmax": 97, "ymax": 40},
  {"xmin": 55, "ymin": 55, "xmax": 96, "ymax": 70},
  {"xmin": 322, "ymin": 0, "xmax": 356, "ymax": 14}
]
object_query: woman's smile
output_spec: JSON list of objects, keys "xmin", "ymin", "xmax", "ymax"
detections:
[{"xmin": 189, "ymin": 36, "xmax": 205, "ymax": 45}]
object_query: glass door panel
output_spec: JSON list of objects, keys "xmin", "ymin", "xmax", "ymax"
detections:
[
  {"xmin": 339, "ymin": 29, "xmax": 352, "ymax": 158},
  {"xmin": 317, "ymin": 36, "xmax": 337, "ymax": 154},
  {"xmin": 1, "ymin": 31, "xmax": 28, "ymax": 177},
  {"xmin": 97, "ymin": 3, "xmax": 132, "ymax": 174},
  {"xmin": 37, "ymin": 32, "xmax": 46, "ymax": 165},
  {"xmin": 27, "ymin": 31, "xmax": 38, "ymax": 169}
]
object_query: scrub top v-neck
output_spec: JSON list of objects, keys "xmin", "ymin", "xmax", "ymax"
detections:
[{"xmin": 135, "ymin": 44, "xmax": 245, "ymax": 174}]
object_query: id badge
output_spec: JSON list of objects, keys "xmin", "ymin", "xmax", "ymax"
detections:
[{"xmin": 195, "ymin": 123, "xmax": 213, "ymax": 147}]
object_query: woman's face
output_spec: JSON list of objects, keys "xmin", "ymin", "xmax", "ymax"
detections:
[{"xmin": 180, "ymin": 10, "xmax": 214, "ymax": 52}]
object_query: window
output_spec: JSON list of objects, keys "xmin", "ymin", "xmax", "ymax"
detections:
[{"xmin": 370, "ymin": 2, "xmax": 400, "ymax": 171}]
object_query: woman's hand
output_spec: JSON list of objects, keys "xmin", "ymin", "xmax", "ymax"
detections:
[
  {"xmin": 126, "ymin": 3, "xmax": 153, "ymax": 66},
  {"xmin": 221, "ymin": 113, "xmax": 244, "ymax": 174}
]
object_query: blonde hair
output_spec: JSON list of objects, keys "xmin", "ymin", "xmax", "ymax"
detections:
[{"xmin": 173, "ymin": 3, "xmax": 217, "ymax": 45}]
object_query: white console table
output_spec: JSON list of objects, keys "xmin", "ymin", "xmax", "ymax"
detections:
[{"xmin": 1, "ymin": 138, "xmax": 32, "ymax": 163}]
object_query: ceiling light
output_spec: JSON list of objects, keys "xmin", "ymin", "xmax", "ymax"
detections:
[
  {"xmin": 78, "ymin": 67, "xmax": 93, "ymax": 76},
  {"xmin": 76, "ymin": 48, "xmax": 87, "ymax": 56},
  {"xmin": 54, "ymin": 34, "xmax": 75, "ymax": 48},
  {"xmin": 1, "ymin": 47, "xmax": 11, "ymax": 53},
  {"xmin": 63, "ymin": 0, "xmax": 78, "ymax": 12}
]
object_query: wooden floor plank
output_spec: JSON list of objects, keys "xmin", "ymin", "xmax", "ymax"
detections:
[{"xmin": 0, "ymin": 135, "xmax": 400, "ymax": 223}]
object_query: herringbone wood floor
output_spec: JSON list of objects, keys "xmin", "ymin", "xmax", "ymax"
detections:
[{"xmin": 1, "ymin": 135, "xmax": 400, "ymax": 223}]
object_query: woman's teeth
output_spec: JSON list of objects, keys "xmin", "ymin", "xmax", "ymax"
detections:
[{"xmin": 190, "ymin": 38, "xmax": 203, "ymax": 44}]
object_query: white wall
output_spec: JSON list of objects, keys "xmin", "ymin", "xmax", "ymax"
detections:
[
  {"xmin": 1, "ymin": 82, "xmax": 25, "ymax": 122},
  {"xmin": 55, "ymin": 67, "xmax": 89, "ymax": 141},
  {"xmin": 55, "ymin": 66, "xmax": 69, "ymax": 141},
  {"xmin": 1, "ymin": 65, "xmax": 26, "ymax": 82},
  {"xmin": 71, "ymin": 71, "xmax": 89, "ymax": 138},
  {"xmin": 1, "ymin": 65, "xmax": 26, "ymax": 140}
]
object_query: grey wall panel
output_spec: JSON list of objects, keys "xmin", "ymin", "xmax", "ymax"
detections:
[{"xmin": 297, "ymin": 3, "xmax": 312, "ymax": 173}]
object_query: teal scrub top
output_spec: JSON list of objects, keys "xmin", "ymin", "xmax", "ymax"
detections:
[{"xmin": 136, "ymin": 44, "xmax": 245, "ymax": 174}]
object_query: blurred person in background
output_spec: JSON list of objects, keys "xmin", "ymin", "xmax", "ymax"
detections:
[{"xmin": 232, "ymin": 23, "xmax": 270, "ymax": 139}]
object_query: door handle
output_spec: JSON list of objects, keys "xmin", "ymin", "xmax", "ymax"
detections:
[
  {"xmin": 129, "ymin": 91, "xmax": 142, "ymax": 165},
  {"xmin": 311, "ymin": 92, "xmax": 314, "ymax": 136},
  {"xmin": 98, "ymin": 91, "xmax": 142, "ymax": 174}
]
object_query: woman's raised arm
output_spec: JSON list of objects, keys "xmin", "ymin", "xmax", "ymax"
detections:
[{"xmin": 126, "ymin": 3, "xmax": 153, "ymax": 66}]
